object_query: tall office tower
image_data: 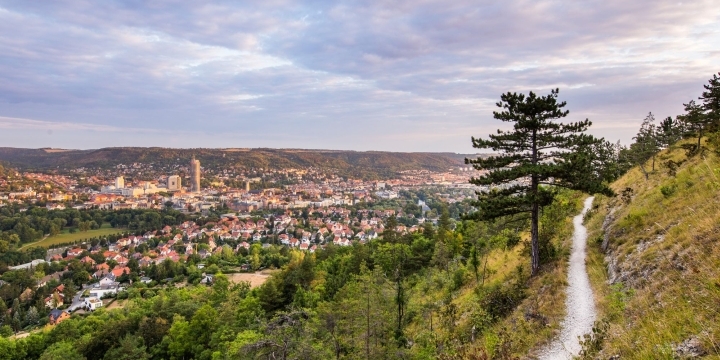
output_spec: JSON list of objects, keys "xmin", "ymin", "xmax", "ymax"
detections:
[
  {"xmin": 167, "ymin": 175, "xmax": 181, "ymax": 191},
  {"xmin": 115, "ymin": 176, "xmax": 125, "ymax": 189},
  {"xmin": 190, "ymin": 157, "xmax": 201, "ymax": 192},
  {"xmin": 245, "ymin": 180, "xmax": 251, "ymax": 192}
]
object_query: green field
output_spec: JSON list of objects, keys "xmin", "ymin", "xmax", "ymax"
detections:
[{"xmin": 20, "ymin": 223, "xmax": 126, "ymax": 250}]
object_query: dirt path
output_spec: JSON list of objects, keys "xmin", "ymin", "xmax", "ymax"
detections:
[{"xmin": 538, "ymin": 196, "xmax": 597, "ymax": 359}]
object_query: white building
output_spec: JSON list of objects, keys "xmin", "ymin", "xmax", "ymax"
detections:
[
  {"xmin": 84, "ymin": 297, "xmax": 103, "ymax": 311},
  {"xmin": 9, "ymin": 259, "xmax": 47, "ymax": 271},
  {"xmin": 168, "ymin": 175, "xmax": 182, "ymax": 191}
]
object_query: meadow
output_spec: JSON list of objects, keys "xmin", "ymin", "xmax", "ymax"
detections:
[{"xmin": 20, "ymin": 223, "xmax": 126, "ymax": 250}]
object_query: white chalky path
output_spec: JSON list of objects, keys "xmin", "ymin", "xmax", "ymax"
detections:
[{"xmin": 537, "ymin": 196, "xmax": 597, "ymax": 359}]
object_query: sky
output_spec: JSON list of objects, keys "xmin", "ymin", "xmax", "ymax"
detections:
[{"xmin": 0, "ymin": 1, "xmax": 718, "ymax": 153}]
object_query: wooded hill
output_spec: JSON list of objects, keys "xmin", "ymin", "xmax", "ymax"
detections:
[{"xmin": 0, "ymin": 147, "xmax": 473, "ymax": 180}]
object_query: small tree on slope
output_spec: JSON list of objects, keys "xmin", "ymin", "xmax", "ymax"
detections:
[
  {"xmin": 700, "ymin": 72, "xmax": 720, "ymax": 130},
  {"xmin": 466, "ymin": 89, "xmax": 614, "ymax": 276}
]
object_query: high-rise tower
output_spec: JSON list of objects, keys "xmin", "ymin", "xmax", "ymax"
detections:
[
  {"xmin": 190, "ymin": 157, "xmax": 201, "ymax": 192},
  {"xmin": 167, "ymin": 175, "xmax": 181, "ymax": 191}
]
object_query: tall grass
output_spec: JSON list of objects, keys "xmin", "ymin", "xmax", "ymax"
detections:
[{"xmin": 584, "ymin": 137, "xmax": 720, "ymax": 358}]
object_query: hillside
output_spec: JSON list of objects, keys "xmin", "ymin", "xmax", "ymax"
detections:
[
  {"xmin": 581, "ymin": 137, "xmax": 720, "ymax": 358},
  {"xmin": 0, "ymin": 147, "xmax": 474, "ymax": 179}
]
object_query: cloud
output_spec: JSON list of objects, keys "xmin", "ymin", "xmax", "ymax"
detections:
[
  {"xmin": 0, "ymin": 116, "xmax": 162, "ymax": 133},
  {"xmin": 0, "ymin": 0, "xmax": 718, "ymax": 152}
]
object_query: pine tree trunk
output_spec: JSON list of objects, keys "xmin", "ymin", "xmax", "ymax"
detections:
[
  {"xmin": 531, "ymin": 129, "xmax": 540, "ymax": 276},
  {"xmin": 531, "ymin": 200, "xmax": 540, "ymax": 276}
]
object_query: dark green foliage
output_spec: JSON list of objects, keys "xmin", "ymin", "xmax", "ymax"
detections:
[
  {"xmin": 629, "ymin": 113, "xmax": 661, "ymax": 178},
  {"xmin": 660, "ymin": 184, "xmax": 677, "ymax": 198},
  {"xmin": 466, "ymin": 89, "xmax": 613, "ymax": 275},
  {"xmin": 476, "ymin": 266, "xmax": 527, "ymax": 320},
  {"xmin": 699, "ymin": 72, "xmax": 720, "ymax": 130},
  {"xmin": 678, "ymin": 100, "xmax": 712, "ymax": 155},
  {"xmin": 657, "ymin": 116, "xmax": 684, "ymax": 148}
]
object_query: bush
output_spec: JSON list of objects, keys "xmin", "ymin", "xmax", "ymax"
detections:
[
  {"xmin": 660, "ymin": 184, "xmax": 677, "ymax": 198},
  {"xmin": 476, "ymin": 267, "xmax": 527, "ymax": 321},
  {"xmin": 0, "ymin": 325, "xmax": 13, "ymax": 338},
  {"xmin": 451, "ymin": 267, "xmax": 467, "ymax": 291}
]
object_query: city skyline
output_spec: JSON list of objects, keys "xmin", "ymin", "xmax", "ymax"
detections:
[{"xmin": 0, "ymin": 1, "xmax": 719, "ymax": 152}]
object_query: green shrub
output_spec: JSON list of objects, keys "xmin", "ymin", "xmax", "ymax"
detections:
[
  {"xmin": 451, "ymin": 267, "xmax": 467, "ymax": 291},
  {"xmin": 660, "ymin": 184, "xmax": 677, "ymax": 198}
]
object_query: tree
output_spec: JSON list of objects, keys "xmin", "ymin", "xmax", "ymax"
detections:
[
  {"xmin": 39, "ymin": 341, "xmax": 85, "ymax": 360},
  {"xmin": 373, "ymin": 243, "xmax": 411, "ymax": 344},
  {"xmin": 699, "ymin": 72, "xmax": 720, "ymax": 130},
  {"xmin": 679, "ymin": 100, "xmax": 712, "ymax": 154},
  {"xmin": 467, "ymin": 89, "xmax": 613, "ymax": 276},
  {"xmin": 657, "ymin": 116, "xmax": 683, "ymax": 148},
  {"xmin": 25, "ymin": 306, "xmax": 39, "ymax": 326},
  {"xmin": 103, "ymin": 335, "xmax": 149, "ymax": 360},
  {"xmin": 382, "ymin": 216, "xmax": 399, "ymax": 244},
  {"xmin": 628, "ymin": 112, "xmax": 661, "ymax": 178},
  {"xmin": 164, "ymin": 315, "xmax": 193, "ymax": 360}
]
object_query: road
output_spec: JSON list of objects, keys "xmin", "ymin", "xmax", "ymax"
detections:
[
  {"xmin": 537, "ymin": 196, "xmax": 597, "ymax": 359},
  {"xmin": 67, "ymin": 287, "xmax": 86, "ymax": 312}
]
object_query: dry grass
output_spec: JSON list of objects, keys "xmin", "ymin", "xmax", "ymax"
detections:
[
  {"xmin": 584, "ymin": 138, "xmax": 720, "ymax": 358},
  {"xmin": 227, "ymin": 272, "xmax": 271, "ymax": 288},
  {"xmin": 403, "ymin": 191, "xmax": 585, "ymax": 358}
]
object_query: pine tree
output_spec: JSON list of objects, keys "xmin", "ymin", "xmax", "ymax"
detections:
[
  {"xmin": 630, "ymin": 112, "xmax": 660, "ymax": 178},
  {"xmin": 467, "ymin": 89, "xmax": 613, "ymax": 276},
  {"xmin": 699, "ymin": 72, "xmax": 720, "ymax": 130},
  {"xmin": 657, "ymin": 116, "xmax": 684, "ymax": 148},
  {"xmin": 678, "ymin": 100, "xmax": 711, "ymax": 153}
]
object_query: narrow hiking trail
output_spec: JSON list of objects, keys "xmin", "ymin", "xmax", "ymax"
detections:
[{"xmin": 537, "ymin": 196, "xmax": 597, "ymax": 359}]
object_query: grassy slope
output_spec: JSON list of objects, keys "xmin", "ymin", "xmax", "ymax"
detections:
[
  {"xmin": 402, "ymin": 191, "xmax": 585, "ymax": 358},
  {"xmin": 20, "ymin": 223, "xmax": 124, "ymax": 249},
  {"xmin": 584, "ymin": 138, "xmax": 720, "ymax": 359}
]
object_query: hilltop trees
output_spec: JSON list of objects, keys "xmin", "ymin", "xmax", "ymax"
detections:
[
  {"xmin": 467, "ymin": 89, "xmax": 613, "ymax": 276},
  {"xmin": 700, "ymin": 72, "xmax": 720, "ymax": 129},
  {"xmin": 629, "ymin": 113, "xmax": 661, "ymax": 178},
  {"xmin": 678, "ymin": 100, "xmax": 712, "ymax": 154}
]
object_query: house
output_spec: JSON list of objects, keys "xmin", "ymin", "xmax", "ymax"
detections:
[
  {"xmin": 98, "ymin": 274, "xmax": 117, "ymax": 286},
  {"xmin": 49, "ymin": 309, "xmax": 70, "ymax": 325},
  {"xmin": 37, "ymin": 271, "xmax": 67, "ymax": 288},
  {"xmin": 279, "ymin": 234, "xmax": 290, "ymax": 245},
  {"xmin": 80, "ymin": 256, "xmax": 96, "ymax": 266},
  {"xmin": 68, "ymin": 247, "xmax": 84, "ymax": 256},
  {"xmin": 84, "ymin": 297, "xmax": 103, "ymax": 311},
  {"xmin": 44, "ymin": 292, "xmax": 64, "ymax": 309},
  {"xmin": 111, "ymin": 266, "xmax": 131, "ymax": 277},
  {"xmin": 88, "ymin": 282, "xmax": 123, "ymax": 298},
  {"xmin": 140, "ymin": 277, "xmax": 152, "ymax": 284},
  {"xmin": 200, "ymin": 273, "xmax": 214, "ymax": 284}
]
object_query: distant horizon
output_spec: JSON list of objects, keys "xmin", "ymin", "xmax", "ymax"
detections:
[{"xmin": 1, "ymin": 146, "xmax": 490, "ymax": 156}]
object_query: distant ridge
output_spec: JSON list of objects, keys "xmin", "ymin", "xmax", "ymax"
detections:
[{"xmin": 0, "ymin": 147, "xmax": 485, "ymax": 180}]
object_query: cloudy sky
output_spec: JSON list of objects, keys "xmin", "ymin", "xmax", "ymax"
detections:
[{"xmin": 0, "ymin": 1, "xmax": 718, "ymax": 152}]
